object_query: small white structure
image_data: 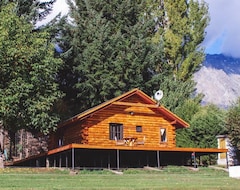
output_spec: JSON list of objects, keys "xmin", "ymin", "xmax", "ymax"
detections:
[
  {"xmin": 229, "ymin": 166, "xmax": 240, "ymax": 178},
  {"xmin": 217, "ymin": 135, "xmax": 232, "ymax": 166}
]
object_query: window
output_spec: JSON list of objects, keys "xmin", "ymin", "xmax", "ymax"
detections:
[
  {"xmin": 136, "ymin": 126, "xmax": 142, "ymax": 132},
  {"xmin": 160, "ymin": 128, "xmax": 167, "ymax": 143},
  {"xmin": 58, "ymin": 138, "xmax": 63, "ymax": 147},
  {"xmin": 109, "ymin": 123, "xmax": 123, "ymax": 140}
]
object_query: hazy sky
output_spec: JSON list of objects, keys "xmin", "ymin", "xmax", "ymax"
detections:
[{"xmin": 49, "ymin": 0, "xmax": 240, "ymax": 58}]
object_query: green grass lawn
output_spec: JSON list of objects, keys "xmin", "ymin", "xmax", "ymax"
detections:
[{"xmin": 0, "ymin": 166, "xmax": 239, "ymax": 190}]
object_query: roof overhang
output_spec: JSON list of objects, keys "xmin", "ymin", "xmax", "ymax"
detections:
[{"xmin": 58, "ymin": 89, "xmax": 189, "ymax": 129}]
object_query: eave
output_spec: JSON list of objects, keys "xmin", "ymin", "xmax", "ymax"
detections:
[{"xmin": 58, "ymin": 88, "xmax": 189, "ymax": 128}]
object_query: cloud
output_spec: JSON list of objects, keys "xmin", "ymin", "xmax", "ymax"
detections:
[
  {"xmin": 203, "ymin": 0, "xmax": 240, "ymax": 58},
  {"xmin": 51, "ymin": 0, "xmax": 69, "ymax": 16},
  {"xmin": 37, "ymin": 0, "xmax": 69, "ymax": 26}
]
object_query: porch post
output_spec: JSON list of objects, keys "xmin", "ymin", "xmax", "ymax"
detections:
[
  {"xmin": 46, "ymin": 157, "xmax": 49, "ymax": 168},
  {"xmin": 192, "ymin": 152, "xmax": 197, "ymax": 168},
  {"xmin": 157, "ymin": 151, "xmax": 160, "ymax": 168},
  {"xmin": 72, "ymin": 148, "xmax": 75, "ymax": 170},
  {"xmin": 108, "ymin": 153, "xmax": 110, "ymax": 169},
  {"xmin": 59, "ymin": 154, "xmax": 62, "ymax": 168},
  {"xmin": 226, "ymin": 152, "xmax": 229, "ymax": 168},
  {"xmin": 117, "ymin": 149, "xmax": 120, "ymax": 170},
  {"xmin": 146, "ymin": 154, "xmax": 149, "ymax": 166},
  {"xmin": 36, "ymin": 159, "xmax": 39, "ymax": 167},
  {"xmin": 66, "ymin": 154, "xmax": 68, "ymax": 168},
  {"xmin": 53, "ymin": 157, "xmax": 56, "ymax": 168}
]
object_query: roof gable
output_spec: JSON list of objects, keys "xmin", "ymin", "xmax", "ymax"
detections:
[{"xmin": 59, "ymin": 88, "xmax": 189, "ymax": 128}]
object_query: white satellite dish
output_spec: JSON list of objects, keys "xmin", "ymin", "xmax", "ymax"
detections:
[{"xmin": 154, "ymin": 90, "xmax": 163, "ymax": 101}]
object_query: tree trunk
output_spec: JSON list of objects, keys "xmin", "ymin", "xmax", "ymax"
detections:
[
  {"xmin": 0, "ymin": 124, "xmax": 3, "ymax": 168},
  {"xmin": 0, "ymin": 125, "xmax": 3, "ymax": 153},
  {"xmin": 25, "ymin": 132, "xmax": 29, "ymax": 158},
  {"xmin": 9, "ymin": 131, "xmax": 16, "ymax": 160},
  {"xmin": 19, "ymin": 129, "xmax": 23, "ymax": 159}
]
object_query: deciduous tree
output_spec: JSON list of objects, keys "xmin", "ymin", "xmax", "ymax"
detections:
[
  {"xmin": 0, "ymin": 4, "xmax": 63, "ymax": 136},
  {"xmin": 225, "ymin": 97, "xmax": 240, "ymax": 163},
  {"xmin": 153, "ymin": 0, "xmax": 209, "ymax": 81}
]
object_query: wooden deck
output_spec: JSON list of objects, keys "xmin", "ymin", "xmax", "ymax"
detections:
[
  {"xmin": 48, "ymin": 143, "xmax": 228, "ymax": 155},
  {"xmin": 11, "ymin": 143, "xmax": 227, "ymax": 167}
]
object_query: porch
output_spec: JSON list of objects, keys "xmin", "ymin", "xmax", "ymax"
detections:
[{"xmin": 12, "ymin": 143, "xmax": 228, "ymax": 170}]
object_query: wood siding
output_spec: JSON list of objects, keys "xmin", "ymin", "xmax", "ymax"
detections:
[{"xmin": 49, "ymin": 95, "xmax": 178, "ymax": 150}]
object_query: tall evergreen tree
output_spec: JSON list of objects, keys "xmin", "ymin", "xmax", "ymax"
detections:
[
  {"xmin": 0, "ymin": 0, "xmax": 56, "ymax": 24},
  {"xmin": 58, "ymin": 0, "xmax": 164, "ymax": 116},
  {"xmin": 57, "ymin": 0, "xmax": 210, "ymax": 119},
  {"xmin": 159, "ymin": 76, "xmax": 201, "ymax": 112}
]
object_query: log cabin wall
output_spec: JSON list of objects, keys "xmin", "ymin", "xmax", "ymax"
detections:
[
  {"xmin": 48, "ymin": 122, "xmax": 88, "ymax": 150},
  {"xmin": 87, "ymin": 104, "xmax": 176, "ymax": 148},
  {"xmin": 49, "ymin": 94, "xmax": 178, "ymax": 150}
]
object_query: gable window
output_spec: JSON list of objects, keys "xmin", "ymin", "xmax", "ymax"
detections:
[
  {"xmin": 160, "ymin": 128, "xmax": 167, "ymax": 143},
  {"xmin": 109, "ymin": 123, "xmax": 123, "ymax": 140},
  {"xmin": 136, "ymin": 126, "xmax": 142, "ymax": 132}
]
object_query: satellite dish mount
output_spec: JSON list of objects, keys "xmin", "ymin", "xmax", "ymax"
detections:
[{"xmin": 154, "ymin": 90, "xmax": 163, "ymax": 106}]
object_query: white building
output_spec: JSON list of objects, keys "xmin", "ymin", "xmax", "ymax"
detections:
[{"xmin": 217, "ymin": 135, "xmax": 236, "ymax": 166}]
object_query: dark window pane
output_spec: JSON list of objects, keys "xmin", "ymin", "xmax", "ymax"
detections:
[
  {"xmin": 136, "ymin": 126, "xmax": 142, "ymax": 132},
  {"xmin": 109, "ymin": 123, "xmax": 123, "ymax": 140},
  {"xmin": 160, "ymin": 128, "xmax": 167, "ymax": 142}
]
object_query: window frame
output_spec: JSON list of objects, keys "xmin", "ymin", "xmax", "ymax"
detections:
[
  {"xmin": 136, "ymin": 125, "xmax": 142, "ymax": 132},
  {"xmin": 160, "ymin": 128, "xmax": 167, "ymax": 143},
  {"xmin": 109, "ymin": 123, "xmax": 123, "ymax": 140}
]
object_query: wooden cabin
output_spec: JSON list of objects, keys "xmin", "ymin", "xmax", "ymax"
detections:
[
  {"xmin": 49, "ymin": 88, "xmax": 189, "ymax": 150},
  {"xmin": 13, "ymin": 89, "xmax": 228, "ymax": 169}
]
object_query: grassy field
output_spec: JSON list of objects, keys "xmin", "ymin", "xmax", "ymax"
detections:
[{"xmin": 0, "ymin": 166, "xmax": 239, "ymax": 190}]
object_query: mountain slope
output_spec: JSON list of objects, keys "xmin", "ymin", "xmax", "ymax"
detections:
[
  {"xmin": 194, "ymin": 54, "xmax": 240, "ymax": 108},
  {"xmin": 204, "ymin": 54, "xmax": 240, "ymax": 74}
]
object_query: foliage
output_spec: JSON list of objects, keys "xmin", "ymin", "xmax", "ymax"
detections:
[
  {"xmin": 225, "ymin": 97, "xmax": 240, "ymax": 163},
  {"xmin": 153, "ymin": 0, "xmax": 209, "ymax": 81},
  {"xmin": 175, "ymin": 96, "xmax": 203, "ymax": 123},
  {"xmin": 57, "ymin": 0, "xmax": 209, "ymax": 118},
  {"xmin": 147, "ymin": 0, "xmax": 209, "ymax": 117},
  {"xmin": 0, "ymin": 4, "xmax": 63, "ymax": 134},
  {"xmin": 0, "ymin": 0, "xmax": 56, "ymax": 25},
  {"xmin": 57, "ymin": 0, "xmax": 164, "ymax": 116},
  {"xmin": 159, "ymin": 76, "xmax": 201, "ymax": 113},
  {"xmin": 177, "ymin": 104, "xmax": 226, "ymax": 148},
  {"xmin": 176, "ymin": 98, "xmax": 202, "ymax": 147}
]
